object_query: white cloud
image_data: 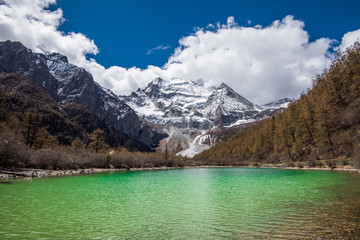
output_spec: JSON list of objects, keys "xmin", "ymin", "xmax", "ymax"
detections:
[
  {"xmin": 337, "ymin": 29, "xmax": 360, "ymax": 52},
  {"xmin": 0, "ymin": 0, "xmax": 98, "ymax": 67},
  {"xmin": 164, "ymin": 16, "xmax": 333, "ymax": 103},
  {"xmin": 146, "ymin": 45, "xmax": 171, "ymax": 55},
  {"xmin": 1, "ymin": 1, "xmax": 359, "ymax": 104}
]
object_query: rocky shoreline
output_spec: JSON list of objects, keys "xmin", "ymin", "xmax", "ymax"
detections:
[
  {"xmin": 1, "ymin": 165, "xmax": 359, "ymax": 181},
  {"xmin": 0, "ymin": 168, "xmax": 122, "ymax": 180}
]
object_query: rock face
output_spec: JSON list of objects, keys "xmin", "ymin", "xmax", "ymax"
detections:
[
  {"xmin": 122, "ymin": 77, "xmax": 291, "ymax": 130},
  {"xmin": 199, "ymin": 83, "xmax": 259, "ymax": 126},
  {"xmin": 0, "ymin": 41, "xmax": 165, "ymax": 150},
  {"xmin": 122, "ymin": 77, "xmax": 292, "ymax": 157},
  {"xmin": 0, "ymin": 72, "xmax": 81, "ymax": 145},
  {"xmin": 0, "ymin": 41, "xmax": 58, "ymax": 99},
  {"xmin": 122, "ymin": 77, "xmax": 212, "ymax": 129}
]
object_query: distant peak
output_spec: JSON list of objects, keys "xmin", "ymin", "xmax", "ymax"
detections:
[
  {"xmin": 48, "ymin": 52, "xmax": 68, "ymax": 63},
  {"xmin": 2, "ymin": 40, "xmax": 24, "ymax": 47},
  {"xmin": 194, "ymin": 79, "xmax": 204, "ymax": 86},
  {"xmin": 216, "ymin": 82, "xmax": 236, "ymax": 94},
  {"xmin": 219, "ymin": 82, "xmax": 228, "ymax": 88},
  {"xmin": 151, "ymin": 77, "xmax": 165, "ymax": 86},
  {"xmin": 0, "ymin": 40, "xmax": 29, "ymax": 52},
  {"xmin": 217, "ymin": 83, "xmax": 236, "ymax": 92}
]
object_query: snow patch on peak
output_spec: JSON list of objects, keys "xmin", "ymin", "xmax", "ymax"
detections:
[
  {"xmin": 47, "ymin": 52, "xmax": 69, "ymax": 63},
  {"xmin": 150, "ymin": 77, "xmax": 165, "ymax": 87},
  {"xmin": 122, "ymin": 77, "xmax": 272, "ymax": 129},
  {"xmin": 260, "ymin": 98, "xmax": 293, "ymax": 110},
  {"xmin": 122, "ymin": 76, "xmax": 292, "ymax": 157}
]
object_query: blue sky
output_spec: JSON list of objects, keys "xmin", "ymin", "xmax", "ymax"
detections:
[
  {"xmin": 54, "ymin": 0, "xmax": 360, "ymax": 69},
  {"xmin": 1, "ymin": 0, "xmax": 360, "ymax": 103}
]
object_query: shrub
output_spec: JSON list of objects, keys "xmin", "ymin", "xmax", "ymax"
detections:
[
  {"xmin": 307, "ymin": 160, "xmax": 316, "ymax": 168},
  {"xmin": 0, "ymin": 129, "xmax": 30, "ymax": 168},
  {"xmin": 351, "ymin": 144, "xmax": 360, "ymax": 169},
  {"xmin": 29, "ymin": 149, "xmax": 72, "ymax": 170},
  {"xmin": 70, "ymin": 150, "xmax": 107, "ymax": 169},
  {"xmin": 296, "ymin": 162, "xmax": 304, "ymax": 168}
]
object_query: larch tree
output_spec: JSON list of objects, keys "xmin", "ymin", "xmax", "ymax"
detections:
[{"xmin": 89, "ymin": 128, "xmax": 107, "ymax": 153}]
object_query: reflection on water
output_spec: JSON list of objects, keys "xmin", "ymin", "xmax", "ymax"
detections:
[{"xmin": 0, "ymin": 168, "xmax": 359, "ymax": 239}]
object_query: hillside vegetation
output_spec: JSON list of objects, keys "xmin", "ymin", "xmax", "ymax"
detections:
[
  {"xmin": 0, "ymin": 72, "xmax": 185, "ymax": 170},
  {"xmin": 195, "ymin": 42, "xmax": 360, "ymax": 168}
]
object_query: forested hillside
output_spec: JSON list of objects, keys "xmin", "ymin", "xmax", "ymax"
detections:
[
  {"xmin": 0, "ymin": 71, "xmax": 186, "ymax": 170},
  {"xmin": 195, "ymin": 42, "xmax": 360, "ymax": 167}
]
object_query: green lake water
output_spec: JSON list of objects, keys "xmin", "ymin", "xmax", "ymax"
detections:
[{"xmin": 1, "ymin": 168, "xmax": 360, "ymax": 239}]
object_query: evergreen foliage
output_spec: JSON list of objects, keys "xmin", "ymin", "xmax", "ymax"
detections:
[
  {"xmin": 88, "ymin": 128, "xmax": 108, "ymax": 153},
  {"xmin": 71, "ymin": 137, "xmax": 84, "ymax": 150}
]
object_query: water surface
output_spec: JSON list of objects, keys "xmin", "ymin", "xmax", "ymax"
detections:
[{"xmin": 1, "ymin": 168, "xmax": 360, "ymax": 239}]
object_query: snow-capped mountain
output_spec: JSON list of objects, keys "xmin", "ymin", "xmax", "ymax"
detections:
[
  {"xmin": 260, "ymin": 98, "xmax": 292, "ymax": 109},
  {"xmin": 122, "ymin": 77, "xmax": 290, "ymax": 130},
  {"xmin": 122, "ymin": 77, "xmax": 292, "ymax": 157},
  {"xmin": 199, "ymin": 83, "xmax": 260, "ymax": 126},
  {"xmin": 122, "ymin": 77, "xmax": 213, "ymax": 129}
]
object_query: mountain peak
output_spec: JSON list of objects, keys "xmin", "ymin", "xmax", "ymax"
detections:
[
  {"xmin": 47, "ymin": 52, "xmax": 69, "ymax": 64},
  {"xmin": 203, "ymin": 82, "xmax": 257, "ymax": 123},
  {"xmin": 209, "ymin": 82, "xmax": 252, "ymax": 105},
  {"xmin": 215, "ymin": 82, "xmax": 238, "ymax": 96},
  {"xmin": 219, "ymin": 82, "xmax": 229, "ymax": 88},
  {"xmin": 149, "ymin": 77, "xmax": 165, "ymax": 87},
  {"xmin": 0, "ymin": 40, "xmax": 27, "ymax": 52},
  {"xmin": 261, "ymin": 98, "xmax": 293, "ymax": 109}
]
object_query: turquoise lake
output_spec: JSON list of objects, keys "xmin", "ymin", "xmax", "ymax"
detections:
[{"xmin": 1, "ymin": 168, "xmax": 360, "ymax": 239}]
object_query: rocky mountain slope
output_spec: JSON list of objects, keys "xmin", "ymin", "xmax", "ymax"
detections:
[
  {"xmin": 0, "ymin": 41, "xmax": 165, "ymax": 150},
  {"xmin": 123, "ymin": 78, "xmax": 291, "ymax": 129},
  {"xmin": 122, "ymin": 77, "xmax": 292, "ymax": 157}
]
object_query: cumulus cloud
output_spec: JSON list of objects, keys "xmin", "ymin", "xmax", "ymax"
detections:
[
  {"xmin": 86, "ymin": 61, "xmax": 164, "ymax": 95},
  {"xmin": 0, "ymin": 0, "xmax": 98, "ymax": 67},
  {"xmin": 164, "ymin": 16, "xmax": 333, "ymax": 103},
  {"xmin": 337, "ymin": 29, "xmax": 360, "ymax": 52},
  {"xmin": 1, "ymin": 1, "xmax": 360, "ymax": 103}
]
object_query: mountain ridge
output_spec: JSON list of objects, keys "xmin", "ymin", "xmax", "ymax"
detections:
[
  {"xmin": 122, "ymin": 77, "xmax": 292, "ymax": 157},
  {"xmin": 0, "ymin": 40, "xmax": 166, "ymax": 150},
  {"xmin": 122, "ymin": 77, "xmax": 291, "ymax": 129}
]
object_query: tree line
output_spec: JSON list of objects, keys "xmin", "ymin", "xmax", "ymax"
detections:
[
  {"xmin": 0, "ymin": 123, "xmax": 188, "ymax": 170},
  {"xmin": 0, "ymin": 88, "xmax": 187, "ymax": 170},
  {"xmin": 195, "ymin": 42, "xmax": 360, "ymax": 168}
]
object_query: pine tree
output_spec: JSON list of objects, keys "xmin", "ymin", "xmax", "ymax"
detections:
[
  {"xmin": 23, "ymin": 108, "xmax": 42, "ymax": 148},
  {"xmin": 34, "ymin": 127, "xmax": 58, "ymax": 149},
  {"xmin": 89, "ymin": 129, "xmax": 107, "ymax": 153},
  {"xmin": 71, "ymin": 137, "xmax": 84, "ymax": 150}
]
